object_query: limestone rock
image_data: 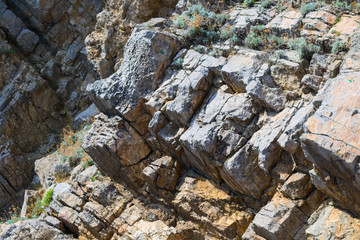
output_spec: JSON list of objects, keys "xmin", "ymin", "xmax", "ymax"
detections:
[
  {"xmin": 267, "ymin": 10, "xmax": 302, "ymax": 37},
  {"xmin": 301, "ymin": 72, "xmax": 360, "ymax": 216},
  {"xmin": 0, "ymin": 219, "xmax": 72, "ymax": 240},
  {"xmin": 280, "ymin": 172, "xmax": 314, "ymax": 200},
  {"xmin": 87, "ymin": 28, "xmax": 182, "ymax": 124},
  {"xmin": 16, "ymin": 29, "xmax": 39, "ymax": 53},
  {"xmin": 83, "ymin": 113, "xmax": 150, "ymax": 187}
]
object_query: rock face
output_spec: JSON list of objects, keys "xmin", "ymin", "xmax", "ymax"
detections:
[
  {"xmin": 301, "ymin": 72, "xmax": 360, "ymax": 216},
  {"xmin": 1, "ymin": 1, "xmax": 360, "ymax": 239}
]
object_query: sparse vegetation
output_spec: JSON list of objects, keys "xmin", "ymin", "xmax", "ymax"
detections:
[
  {"xmin": 174, "ymin": 5, "xmax": 228, "ymax": 44},
  {"xmin": 175, "ymin": 57, "xmax": 184, "ymax": 68},
  {"xmin": 245, "ymin": 25, "xmax": 286, "ymax": 50},
  {"xmin": 331, "ymin": 40, "xmax": 346, "ymax": 53},
  {"xmin": 244, "ymin": 0, "xmax": 255, "ymax": 7},
  {"xmin": 301, "ymin": 3, "xmax": 317, "ymax": 16},
  {"xmin": 56, "ymin": 124, "xmax": 93, "ymax": 169},
  {"xmin": 335, "ymin": 16, "xmax": 341, "ymax": 23},
  {"xmin": 42, "ymin": 188, "xmax": 54, "ymax": 208},
  {"xmin": 274, "ymin": 49, "xmax": 287, "ymax": 59},
  {"xmin": 261, "ymin": 0, "xmax": 274, "ymax": 8},
  {"xmin": 333, "ymin": 0, "xmax": 353, "ymax": 10},
  {"xmin": 331, "ymin": 30, "xmax": 341, "ymax": 36},
  {"xmin": 289, "ymin": 38, "xmax": 320, "ymax": 60}
]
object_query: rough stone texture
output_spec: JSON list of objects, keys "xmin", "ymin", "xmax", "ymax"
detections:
[
  {"xmin": 301, "ymin": 72, "xmax": 360, "ymax": 216},
  {"xmin": 326, "ymin": 15, "xmax": 360, "ymax": 41},
  {"xmin": 173, "ymin": 172, "xmax": 253, "ymax": 239},
  {"xmin": 280, "ymin": 172, "xmax": 314, "ymax": 200},
  {"xmin": 244, "ymin": 197, "xmax": 308, "ymax": 240},
  {"xmin": 306, "ymin": 205, "xmax": 360, "ymax": 240},
  {"xmin": 82, "ymin": 113, "xmax": 151, "ymax": 188},
  {"xmin": 16, "ymin": 29, "xmax": 40, "ymax": 53},
  {"xmin": 301, "ymin": 10, "xmax": 336, "ymax": 37},
  {"xmin": 221, "ymin": 50, "xmax": 270, "ymax": 93},
  {"xmin": 0, "ymin": 219, "xmax": 72, "ymax": 240},
  {"xmin": 267, "ymin": 10, "xmax": 302, "ymax": 37},
  {"xmin": 87, "ymin": 27, "xmax": 182, "ymax": 131}
]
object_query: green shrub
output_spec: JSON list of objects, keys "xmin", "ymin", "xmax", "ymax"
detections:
[
  {"xmin": 42, "ymin": 188, "xmax": 54, "ymax": 208},
  {"xmin": 245, "ymin": 33, "xmax": 263, "ymax": 49},
  {"xmin": 333, "ymin": 0, "xmax": 352, "ymax": 10},
  {"xmin": 289, "ymin": 38, "xmax": 320, "ymax": 60},
  {"xmin": 175, "ymin": 57, "xmax": 184, "ymax": 68},
  {"xmin": 245, "ymin": 25, "xmax": 286, "ymax": 50},
  {"xmin": 244, "ymin": 0, "xmax": 255, "ymax": 7},
  {"xmin": 301, "ymin": 3, "xmax": 317, "ymax": 16},
  {"xmin": 331, "ymin": 40, "xmax": 346, "ymax": 53},
  {"xmin": 274, "ymin": 50, "xmax": 286, "ymax": 59},
  {"xmin": 335, "ymin": 16, "xmax": 341, "ymax": 23},
  {"xmin": 331, "ymin": 30, "xmax": 341, "ymax": 36},
  {"xmin": 261, "ymin": 0, "xmax": 274, "ymax": 8},
  {"xmin": 174, "ymin": 5, "xmax": 228, "ymax": 44}
]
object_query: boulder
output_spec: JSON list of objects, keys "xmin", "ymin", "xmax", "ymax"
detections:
[
  {"xmin": 266, "ymin": 10, "xmax": 302, "ymax": 37},
  {"xmin": 16, "ymin": 29, "xmax": 39, "ymax": 53},
  {"xmin": 280, "ymin": 172, "xmax": 314, "ymax": 200}
]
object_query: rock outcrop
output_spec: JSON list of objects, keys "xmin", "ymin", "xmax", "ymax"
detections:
[{"xmin": 1, "ymin": 0, "xmax": 360, "ymax": 239}]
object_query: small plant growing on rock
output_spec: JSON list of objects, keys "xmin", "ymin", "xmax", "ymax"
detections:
[
  {"xmin": 331, "ymin": 40, "xmax": 346, "ymax": 53},
  {"xmin": 261, "ymin": 0, "xmax": 274, "ymax": 8},
  {"xmin": 331, "ymin": 30, "xmax": 341, "ymax": 36},
  {"xmin": 301, "ymin": 3, "xmax": 317, "ymax": 16},
  {"xmin": 243, "ymin": 0, "xmax": 255, "ymax": 7},
  {"xmin": 174, "ymin": 5, "xmax": 228, "ymax": 44},
  {"xmin": 289, "ymin": 38, "xmax": 320, "ymax": 60},
  {"xmin": 175, "ymin": 57, "xmax": 184, "ymax": 68},
  {"xmin": 42, "ymin": 188, "xmax": 54, "ymax": 208},
  {"xmin": 333, "ymin": 0, "xmax": 353, "ymax": 11},
  {"xmin": 245, "ymin": 25, "xmax": 287, "ymax": 50}
]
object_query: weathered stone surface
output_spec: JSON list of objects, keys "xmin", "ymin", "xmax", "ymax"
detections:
[
  {"xmin": 301, "ymin": 10, "xmax": 336, "ymax": 37},
  {"xmin": 301, "ymin": 74, "xmax": 323, "ymax": 92},
  {"xmin": 0, "ymin": 9, "xmax": 26, "ymax": 39},
  {"xmin": 87, "ymin": 28, "xmax": 182, "ymax": 123},
  {"xmin": 16, "ymin": 29, "xmax": 39, "ymax": 53},
  {"xmin": 0, "ymin": 219, "xmax": 72, "ymax": 240},
  {"xmin": 306, "ymin": 205, "xmax": 360, "ymax": 240},
  {"xmin": 301, "ymin": 72, "xmax": 360, "ymax": 216},
  {"xmin": 270, "ymin": 51, "xmax": 307, "ymax": 91},
  {"xmin": 267, "ymin": 10, "xmax": 302, "ymax": 37},
  {"xmin": 180, "ymin": 88, "xmax": 261, "ymax": 181},
  {"xmin": 245, "ymin": 196, "xmax": 307, "ymax": 240},
  {"xmin": 221, "ymin": 50, "xmax": 270, "ymax": 92},
  {"xmin": 341, "ymin": 30, "xmax": 360, "ymax": 73},
  {"xmin": 326, "ymin": 15, "xmax": 360, "ymax": 41},
  {"xmin": 35, "ymin": 155, "xmax": 63, "ymax": 189},
  {"xmin": 280, "ymin": 172, "xmax": 314, "ymax": 200},
  {"xmin": 173, "ymin": 172, "xmax": 253, "ymax": 239},
  {"xmin": 83, "ymin": 113, "xmax": 150, "ymax": 187}
]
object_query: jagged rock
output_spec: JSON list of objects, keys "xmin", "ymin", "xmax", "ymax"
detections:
[
  {"xmin": 0, "ymin": 219, "xmax": 72, "ymax": 240},
  {"xmin": 301, "ymin": 72, "xmax": 360, "ymax": 216},
  {"xmin": 280, "ymin": 172, "xmax": 314, "ymax": 200},
  {"xmin": 326, "ymin": 14, "xmax": 360, "ymax": 41},
  {"xmin": 173, "ymin": 172, "xmax": 253, "ymax": 239},
  {"xmin": 246, "ymin": 80, "xmax": 286, "ymax": 112},
  {"xmin": 306, "ymin": 205, "xmax": 360, "ymax": 240},
  {"xmin": 221, "ymin": 143, "xmax": 271, "ymax": 199},
  {"xmin": 180, "ymin": 88, "xmax": 261, "ymax": 181},
  {"xmin": 270, "ymin": 51, "xmax": 307, "ymax": 91},
  {"xmin": 243, "ymin": 197, "xmax": 307, "ymax": 240},
  {"xmin": 0, "ymin": 9, "xmax": 26, "ymax": 39},
  {"xmin": 267, "ymin": 10, "xmax": 302, "ymax": 37},
  {"xmin": 16, "ymin": 29, "xmax": 39, "ymax": 53},
  {"xmin": 83, "ymin": 113, "xmax": 151, "ymax": 186},
  {"xmin": 341, "ymin": 30, "xmax": 360, "ymax": 73},
  {"xmin": 20, "ymin": 190, "xmax": 39, "ymax": 218},
  {"xmin": 308, "ymin": 53, "xmax": 332, "ymax": 77},
  {"xmin": 87, "ymin": 27, "xmax": 182, "ymax": 127},
  {"xmin": 35, "ymin": 155, "xmax": 63, "ymax": 189},
  {"xmin": 277, "ymin": 101, "xmax": 315, "ymax": 153},
  {"xmin": 301, "ymin": 74, "xmax": 323, "ymax": 92},
  {"xmin": 221, "ymin": 50, "xmax": 270, "ymax": 93},
  {"xmin": 301, "ymin": 10, "xmax": 336, "ymax": 37},
  {"xmin": 143, "ymin": 156, "xmax": 182, "ymax": 192}
]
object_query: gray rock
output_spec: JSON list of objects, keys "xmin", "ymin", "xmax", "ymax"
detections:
[
  {"xmin": 301, "ymin": 72, "xmax": 360, "ymax": 216},
  {"xmin": 0, "ymin": 9, "xmax": 26, "ymax": 39},
  {"xmin": 87, "ymin": 28, "xmax": 182, "ymax": 122},
  {"xmin": 82, "ymin": 113, "xmax": 150, "ymax": 185},
  {"xmin": 0, "ymin": 219, "xmax": 72, "ymax": 240},
  {"xmin": 16, "ymin": 29, "xmax": 39, "ymax": 53},
  {"xmin": 221, "ymin": 143, "xmax": 271, "ymax": 199},
  {"xmin": 280, "ymin": 172, "xmax": 314, "ymax": 200},
  {"xmin": 221, "ymin": 50, "xmax": 270, "ymax": 92},
  {"xmin": 301, "ymin": 75, "xmax": 323, "ymax": 92},
  {"xmin": 246, "ymin": 197, "xmax": 307, "ymax": 240},
  {"xmin": 246, "ymin": 80, "xmax": 286, "ymax": 112}
]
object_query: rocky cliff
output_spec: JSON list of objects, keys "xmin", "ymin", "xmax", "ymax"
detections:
[{"xmin": 0, "ymin": 0, "xmax": 360, "ymax": 239}]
